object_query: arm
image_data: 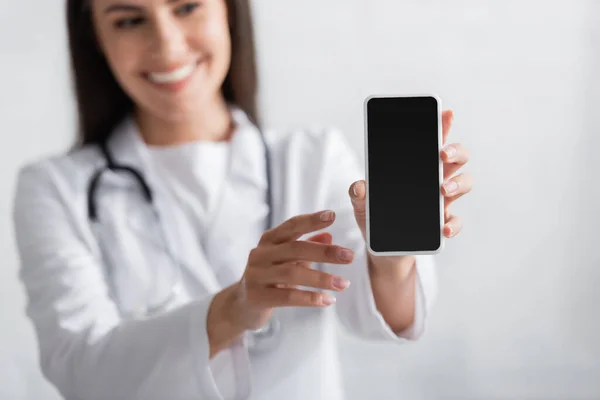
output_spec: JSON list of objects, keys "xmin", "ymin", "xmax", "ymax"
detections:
[
  {"xmin": 367, "ymin": 255, "xmax": 418, "ymax": 333},
  {"xmin": 345, "ymin": 108, "xmax": 471, "ymax": 336},
  {"xmin": 13, "ymin": 164, "xmax": 250, "ymax": 400},
  {"xmin": 319, "ymin": 129, "xmax": 438, "ymax": 341},
  {"xmin": 351, "ymin": 182, "xmax": 428, "ymax": 335}
]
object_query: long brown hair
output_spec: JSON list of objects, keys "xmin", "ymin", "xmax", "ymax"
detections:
[{"xmin": 66, "ymin": 0, "xmax": 260, "ymax": 146}]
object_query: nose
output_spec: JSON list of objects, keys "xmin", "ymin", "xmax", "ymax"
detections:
[{"xmin": 145, "ymin": 15, "xmax": 187, "ymax": 63}]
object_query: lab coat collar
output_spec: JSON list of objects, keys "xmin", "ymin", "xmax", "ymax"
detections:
[
  {"xmin": 105, "ymin": 106, "xmax": 265, "ymax": 181},
  {"xmin": 102, "ymin": 106, "xmax": 268, "ymax": 295}
]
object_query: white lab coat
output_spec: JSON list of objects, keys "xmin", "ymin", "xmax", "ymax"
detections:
[{"xmin": 12, "ymin": 108, "xmax": 437, "ymax": 400}]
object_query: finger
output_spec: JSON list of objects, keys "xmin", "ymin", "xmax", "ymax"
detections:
[
  {"xmin": 441, "ymin": 143, "xmax": 469, "ymax": 179},
  {"xmin": 306, "ymin": 232, "xmax": 333, "ymax": 245},
  {"xmin": 441, "ymin": 172, "xmax": 473, "ymax": 199},
  {"xmin": 443, "ymin": 214, "xmax": 462, "ymax": 238},
  {"xmin": 261, "ymin": 287, "xmax": 337, "ymax": 308},
  {"xmin": 245, "ymin": 260, "xmax": 311, "ymax": 290},
  {"xmin": 441, "ymin": 143, "xmax": 469, "ymax": 165},
  {"xmin": 349, "ymin": 180, "xmax": 367, "ymax": 235},
  {"xmin": 259, "ymin": 261, "xmax": 350, "ymax": 291},
  {"xmin": 271, "ymin": 241, "xmax": 355, "ymax": 264},
  {"xmin": 274, "ymin": 230, "xmax": 329, "ymax": 289},
  {"xmin": 444, "ymin": 191, "xmax": 469, "ymax": 210},
  {"xmin": 273, "ymin": 232, "xmax": 333, "ymax": 289},
  {"xmin": 259, "ymin": 210, "xmax": 336, "ymax": 245},
  {"xmin": 272, "ymin": 260, "xmax": 311, "ymax": 289},
  {"xmin": 444, "ymin": 208, "xmax": 451, "ymax": 223},
  {"xmin": 442, "ymin": 110, "xmax": 454, "ymax": 145}
]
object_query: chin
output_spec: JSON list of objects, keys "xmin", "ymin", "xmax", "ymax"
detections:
[
  {"xmin": 144, "ymin": 102, "xmax": 198, "ymax": 122},
  {"xmin": 140, "ymin": 94, "xmax": 213, "ymax": 122}
]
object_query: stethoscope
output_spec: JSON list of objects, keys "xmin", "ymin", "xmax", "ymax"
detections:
[{"xmin": 87, "ymin": 130, "xmax": 282, "ymax": 354}]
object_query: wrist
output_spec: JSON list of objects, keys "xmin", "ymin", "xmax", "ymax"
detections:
[
  {"xmin": 368, "ymin": 254, "xmax": 416, "ymax": 281},
  {"xmin": 207, "ymin": 284, "xmax": 246, "ymax": 358}
]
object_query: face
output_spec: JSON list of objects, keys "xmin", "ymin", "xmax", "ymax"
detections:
[{"xmin": 91, "ymin": 0, "xmax": 231, "ymax": 121}]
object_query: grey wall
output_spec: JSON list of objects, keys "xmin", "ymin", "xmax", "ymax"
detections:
[{"xmin": 1, "ymin": 0, "xmax": 599, "ymax": 399}]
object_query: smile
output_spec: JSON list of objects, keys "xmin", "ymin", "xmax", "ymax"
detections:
[{"xmin": 146, "ymin": 61, "xmax": 199, "ymax": 85}]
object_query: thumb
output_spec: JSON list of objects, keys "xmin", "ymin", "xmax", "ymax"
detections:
[{"xmin": 349, "ymin": 180, "xmax": 367, "ymax": 238}]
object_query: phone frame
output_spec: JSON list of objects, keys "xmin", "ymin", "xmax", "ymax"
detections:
[{"xmin": 363, "ymin": 94, "xmax": 445, "ymax": 256}]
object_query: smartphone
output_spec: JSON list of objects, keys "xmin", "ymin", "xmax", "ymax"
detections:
[{"xmin": 364, "ymin": 94, "xmax": 444, "ymax": 256}]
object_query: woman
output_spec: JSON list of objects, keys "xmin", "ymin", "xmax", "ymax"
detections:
[{"xmin": 13, "ymin": 0, "xmax": 472, "ymax": 399}]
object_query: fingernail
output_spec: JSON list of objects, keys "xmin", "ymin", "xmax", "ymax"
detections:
[
  {"xmin": 352, "ymin": 182, "xmax": 359, "ymax": 197},
  {"xmin": 320, "ymin": 210, "xmax": 335, "ymax": 222},
  {"xmin": 443, "ymin": 145, "xmax": 456, "ymax": 159},
  {"xmin": 447, "ymin": 226, "xmax": 454, "ymax": 237},
  {"xmin": 443, "ymin": 180, "xmax": 458, "ymax": 194},
  {"xmin": 332, "ymin": 276, "xmax": 350, "ymax": 290},
  {"xmin": 338, "ymin": 248, "xmax": 354, "ymax": 261},
  {"xmin": 322, "ymin": 292, "xmax": 336, "ymax": 306}
]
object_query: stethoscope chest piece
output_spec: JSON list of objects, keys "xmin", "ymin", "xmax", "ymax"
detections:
[{"xmin": 246, "ymin": 317, "xmax": 283, "ymax": 355}]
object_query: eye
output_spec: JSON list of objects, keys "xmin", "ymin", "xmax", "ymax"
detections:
[
  {"xmin": 114, "ymin": 16, "xmax": 145, "ymax": 29},
  {"xmin": 174, "ymin": 2, "xmax": 200, "ymax": 16}
]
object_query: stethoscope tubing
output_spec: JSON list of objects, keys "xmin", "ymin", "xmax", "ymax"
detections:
[{"xmin": 87, "ymin": 131, "xmax": 280, "ymax": 353}]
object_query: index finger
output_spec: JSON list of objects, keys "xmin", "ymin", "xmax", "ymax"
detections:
[
  {"xmin": 442, "ymin": 110, "xmax": 453, "ymax": 145},
  {"xmin": 259, "ymin": 210, "xmax": 336, "ymax": 245}
]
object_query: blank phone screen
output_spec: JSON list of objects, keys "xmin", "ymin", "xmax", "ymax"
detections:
[{"xmin": 366, "ymin": 96, "xmax": 442, "ymax": 253}]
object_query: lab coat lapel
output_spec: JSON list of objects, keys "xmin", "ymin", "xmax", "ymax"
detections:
[
  {"xmin": 201, "ymin": 111, "xmax": 270, "ymax": 287},
  {"xmin": 104, "ymin": 118, "xmax": 222, "ymax": 294}
]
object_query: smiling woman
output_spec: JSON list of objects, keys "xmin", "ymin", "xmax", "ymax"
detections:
[{"xmin": 12, "ymin": 0, "xmax": 472, "ymax": 399}]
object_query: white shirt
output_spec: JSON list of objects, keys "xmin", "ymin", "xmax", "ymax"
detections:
[
  {"xmin": 146, "ymin": 140, "xmax": 231, "ymax": 231},
  {"xmin": 12, "ymin": 107, "xmax": 437, "ymax": 400},
  {"xmin": 148, "ymin": 138, "xmax": 248, "ymax": 399}
]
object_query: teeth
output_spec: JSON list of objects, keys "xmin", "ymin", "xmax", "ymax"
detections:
[{"xmin": 148, "ymin": 63, "xmax": 196, "ymax": 84}]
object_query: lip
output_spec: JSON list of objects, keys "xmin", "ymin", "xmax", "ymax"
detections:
[{"xmin": 143, "ymin": 59, "xmax": 202, "ymax": 93}]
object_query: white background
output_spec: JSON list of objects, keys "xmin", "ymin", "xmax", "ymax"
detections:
[{"xmin": 1, "ymin": 0, "xmax": 599, "ymax": 399}]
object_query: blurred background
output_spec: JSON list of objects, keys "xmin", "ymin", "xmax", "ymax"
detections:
[{"xmin": 1, "ymin": 0, "xmax": 600, "ymax": 399}]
